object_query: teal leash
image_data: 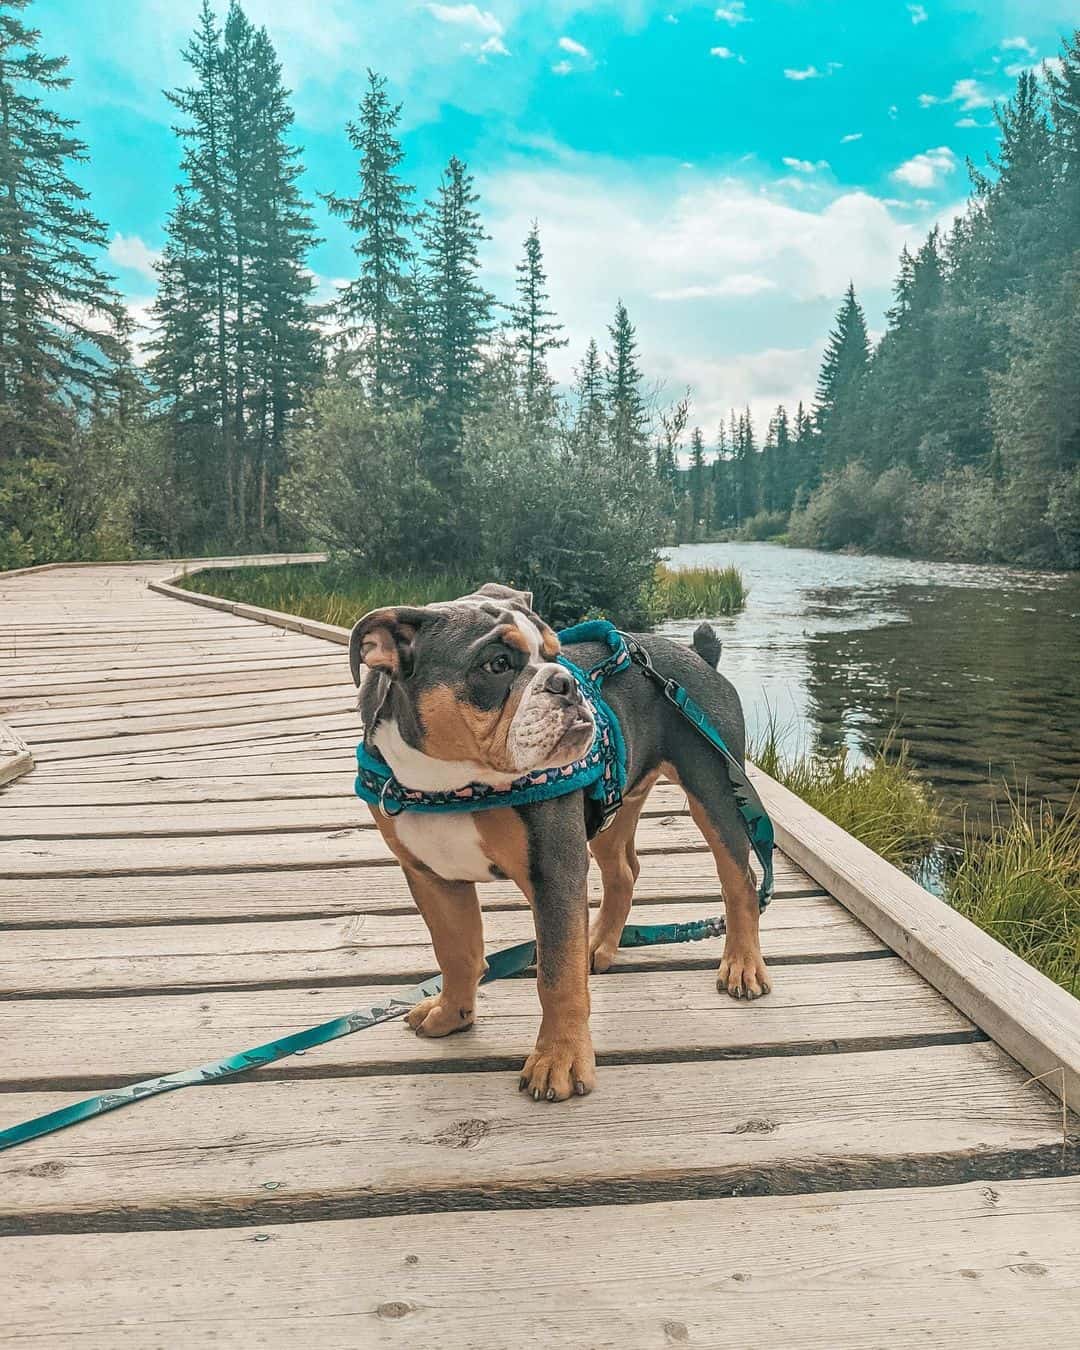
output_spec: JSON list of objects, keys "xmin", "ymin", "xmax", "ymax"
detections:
[{"xmin": 0, "ymin": 917, "xmax": 725, "ymax": 1154}]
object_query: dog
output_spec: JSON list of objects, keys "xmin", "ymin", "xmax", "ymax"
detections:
[{"xmin": 350, "ymin": 582, "xmax": 771, "ymax": 1103}]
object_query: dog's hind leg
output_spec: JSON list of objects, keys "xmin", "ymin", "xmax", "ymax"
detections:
[
  {"xmin": 588, "ymin": 766, "xmax": 661, "ymax": 973},
  {"xmin": 665, "ymin": 753, "xmax": 772, "ymax": 1001}
]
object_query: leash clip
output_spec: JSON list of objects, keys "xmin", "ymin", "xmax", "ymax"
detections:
[{"xmin": 379, "ymin": 776, "xmax": 405, "ymax": 818}]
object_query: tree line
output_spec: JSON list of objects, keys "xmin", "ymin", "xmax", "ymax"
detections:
[{"xmin": 2, "ymin": 0, "xmax": 1079, "ymax": 588}]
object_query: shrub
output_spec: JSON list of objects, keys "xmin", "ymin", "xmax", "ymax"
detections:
[{"xmin": 738, "ymin": 509, "xmax": 788, "ymax": 541}]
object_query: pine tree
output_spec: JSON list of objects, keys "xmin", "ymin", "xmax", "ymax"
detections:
[
  {"xmin": 418, "ymin": 154, "xmax": 493, "ymax": 485},
  {"xmin": 152, "ymin": 0, "xmax": 319, "ymax": 540},
  {"xmin": 773, "ymin": 404, "xmax": 793, "ymax": 511},
  {"xmin": 688, "ymin": 425, "xmax": 707, "ymax": 537},
  {"xmin": 605, "ymin": 299, "xmax": 649, "ymax": 465},
  {"xmin": 324, "ymin": 70, "xmax": 413, "ymax": 401},
  {"xmin": 573, "ymin": 337, "xmax": 606, "ymax": 453},
  {"xmin": 509, "ymin": 222, "xmax": 566, "ymax": 420},
  {"xmin": 0, "ymin": 0, "xmax": 128, "ymax": 459},
  {"xmin": 734, "ymin": 406, "xmax": 759, "ymax": 523},
  {"xmin": 1047, "ymin": 30, "xmax": 1080, "ymax": 246},
  {"xmin": 792, "ymin": 400, "xmax": 819, "ymax": 496},
  {"xmin": 814, "ymin": 282, "xmax": 870, "ymax": 474}
]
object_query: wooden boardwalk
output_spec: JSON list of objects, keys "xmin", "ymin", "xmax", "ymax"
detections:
[{"xmin": 2, "ymin": 559, "xmax": 1080, "ymax": 1347}]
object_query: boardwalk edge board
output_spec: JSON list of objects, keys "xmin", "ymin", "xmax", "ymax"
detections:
[
  {"xmin": 0, "ymin": 723, "xmax": 34, "ymax": 788},
  {"xmin": 152, "ymin": 557, "xmax": 1080, "ymax": 1110}
]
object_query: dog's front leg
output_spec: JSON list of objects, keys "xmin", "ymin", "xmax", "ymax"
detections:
[{"xmin": 401, "ymin": 866, "xmax": 486, "ymax": 1037}]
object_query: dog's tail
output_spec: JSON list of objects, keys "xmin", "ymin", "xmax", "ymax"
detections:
[{"xmin": 691, "ymin": 622, "xmax": 722, "ymax": 669}]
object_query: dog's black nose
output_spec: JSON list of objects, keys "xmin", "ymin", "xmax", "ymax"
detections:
[{"xmin": 543, "ymin": 669, "xmax": 573, "ymax": 697}]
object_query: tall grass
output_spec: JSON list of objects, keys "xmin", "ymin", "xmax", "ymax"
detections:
[
  {"xmin": 179, "ymin": 559, "xmax": 749, "ymax": 625},
  {"xmin": 652, "ymin": 563, "xmax": 747, "ymax": 619},
  {"xmin": 752, "ymin": 721, "xmax": 940, "ymax": 871},
  {"xmin": 177, "ymin": 561, "xmax": 477, "ymax": 628},
  {"xmin": 947, "ymin": 795, "xmax": 1080, "ymax": 995}
]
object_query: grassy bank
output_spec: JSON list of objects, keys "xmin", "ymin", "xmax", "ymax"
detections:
[{"xmin": 177, "ymin": 559, "xmax": 748, "ymax": 626}]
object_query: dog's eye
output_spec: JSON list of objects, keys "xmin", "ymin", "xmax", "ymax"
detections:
[{"xmin": 484, "ymin": 654, "xmax": 512, "ymax": 675}]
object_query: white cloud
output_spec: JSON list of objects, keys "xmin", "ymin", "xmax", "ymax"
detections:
[
  {"xmin": 891, "ymin": 145, "xmax": 956, "ymax": 188},
  {"xmin": 108, "ymin": 233, "xmax": 161, "ymax": 281},
  {"xmin": 921, "ymin": 77, "xmax": 995, "ymax": 111},
  {"xmin": 908, "ymin": 4, "xmax": 928, "ymax": 23},
  {"xmin": 1002, "ymin": 36, "xmax": 1036, "ymax": 57},
  {"xmin": 841, "ymin": 132, "xmax": 863, "ymax": 143},
  {"xmin": 889, "ymin": 104, "xmax": 899, "ymax": 118},
  {"xmin": 655, "ymin": 274, "xmax": 778, "ymax": 300},
  {"xmin": 782, "ymin": 156, "xmax": 829, "ymax": 173},
  {"xmin": 664, "ymin": 14, "xmax": 679, "ymax": 24},
  {"xmin": 784, "ymin": 63, "xmax": 841, "ymax": 81},
  {"xmin": 558, "ymin": 35, "xmax": 590, "ymax": 57},
  {"xmin": 552, "ymin": 60, "xmax": 574, "ymax": 76},
  {"xmin": 710, "ymin": 46, "xmax": 744, "ymax": 62},
  {"xmin": 427, "ymin": 4, "xmax": 503, "ymax": 34},
  {"xmin": 715, "ymin": 3, "xmax": 749, "ymax": 24},
  {"xmin": 479, "ymin": 35, "xmax": 510, "ymax": 57}
]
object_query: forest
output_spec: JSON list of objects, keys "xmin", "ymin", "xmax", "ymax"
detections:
[{"xmin": 2, "ymin": 0, "xmax": 1079, "ymax": 598}]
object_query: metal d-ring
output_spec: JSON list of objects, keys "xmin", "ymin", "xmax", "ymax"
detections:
[{"xmin": 379, "ymin": 776, "xmax": 405, "ymax": 818}]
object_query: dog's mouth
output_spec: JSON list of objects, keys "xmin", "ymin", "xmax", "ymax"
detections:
[{"xmin": 553, "ymin": 708, "xmax": 595, "ymax": 757}]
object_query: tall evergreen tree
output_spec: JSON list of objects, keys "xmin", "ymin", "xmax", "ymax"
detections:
[
  {"xmin": 1047, "ymin": 31, "xmax": 1080, "ymax": 246},
  {"xmin": 0, "ymin": 0, "xmax": 128, "ymax": 459},
  {"xmin": 814, "ymin": 282, "xmax": 870, "ymax": 473},
  {"xmin": 792, "ymin": 400, "xmax": 819, "ymax": 496},
  {"xmin": 324, "ymin": 70, "xmax": 413, "ymax": 401},
  {"xmin": 573, "ymin": 337, "xmax": 606, "ymax": 452},
  {"xmin": 688, "ymin": 425, "xmax": 707, "ymax": 535},
  {"xmin": 417, "ymin": 154, "xmax": 493, "ymax": 485},
  {"xmin": 605, "ymin": 299, "xmax": 649, "ymax": 465},
  {"xmin": 152, "ymin": 0, "xmax": 319, "ymax": 540},
  {"xmin": 509, "ymin": 221, "xmax": 566, "ymax": 420}
]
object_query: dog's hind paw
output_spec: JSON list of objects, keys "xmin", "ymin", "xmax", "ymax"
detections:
[
  {"xmin": 717, "ymin": 948, "xmax": 772, "ymax": 1000},
  {"xmin": 405, "ymin": 994, "xmax": 475, "ymax": 1037},
  {"xmin": 589, "ymin": 933, "xmax": 619, "ymax": 974}
]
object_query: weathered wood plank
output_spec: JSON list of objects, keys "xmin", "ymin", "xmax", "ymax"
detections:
[
  {"xmin": 4, "ymin": 682, "xmax": 352, "ymax": 728},
  {"xmin": 0, "ymin": 665, "xmax": 347, "ymax": 713},
  {"xmin": 0, "ymin": 722, "xmax": 33, "ymax": 787},
  {"xmin": 0, "ymin": 782, "xmax": 694, "ymax": 838},
  {"xmin": 0, "ymin": 851, "xmax": 828, "ymax": 927},
  {"xmin": 0, "ymin": 652, "xmax": 342, "ymax": 697},
  {"xmin": 7, "ymin": 1178, "xmax": 1079, "ymax": 1348},
  {"xmin": 0, "ymin": 636, "xmax": 332, "ymax": 674},
  {"xmin": 754, "ymin": 766, "xmax": 1080, "ymax": 1109},
  {"xmin": 0, "ymin": 1042, "xmax": 1069, "ymax": 1233},
  {"xmin": 0, "ymin": 896, "xmax": 858, "ymax": 996},
  {"xmin": 0, "ymin": 959, "xmax": 973, "ymax": 1088}
]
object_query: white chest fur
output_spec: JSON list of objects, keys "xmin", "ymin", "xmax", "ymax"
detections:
[{"xmin": 393, "ymin": 812, "xmax": 496, "ymax": 883}]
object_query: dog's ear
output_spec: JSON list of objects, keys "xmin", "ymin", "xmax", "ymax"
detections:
[
  {"xmin": 476, "ymin": 581, "xmax": 535, "ymax": 611},
  {"xmin": 349, "ymin": 606, "xmax": 437, "ymax": 684}
]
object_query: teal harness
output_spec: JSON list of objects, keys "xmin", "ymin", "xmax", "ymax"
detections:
[{"xmin": 0, "ymin": 621, "xmax": 774, "ymax": 1155}]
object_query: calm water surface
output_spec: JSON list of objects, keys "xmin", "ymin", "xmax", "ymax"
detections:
[{"xmin": 659, "ymin": 542, "xmax": 1080, "ymax": 825}]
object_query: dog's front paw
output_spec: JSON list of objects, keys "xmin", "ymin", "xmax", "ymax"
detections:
[
  {"xmin": 405, "ymin": 994, "xmax": 475, "ymax": 1037},
  {"xmin": 518, "ymin": 1030, "xmax": 596, "ymax": 1102},
  {"xmin": 717, "ymin": 946, "xmax": 772, "ymax": 1000}
]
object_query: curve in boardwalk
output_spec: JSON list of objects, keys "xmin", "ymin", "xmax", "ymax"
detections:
[{"xmin": 2, "ymin": 559, "xmax": 1079, "ymax": 1348}]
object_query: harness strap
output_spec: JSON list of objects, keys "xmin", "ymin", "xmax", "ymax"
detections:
[{"xmin": 0, "ymin": 916, "xmax": 725, "ymax": 1154}]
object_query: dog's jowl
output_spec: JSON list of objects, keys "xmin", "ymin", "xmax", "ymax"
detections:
[{"xmin": 350, "ymin": 582, "xmax": 770, "ymax": 1103}]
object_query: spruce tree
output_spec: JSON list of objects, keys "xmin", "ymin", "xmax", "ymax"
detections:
[
  {"xmin": 324, "ymin": 70, "xmax": 413, "ymax": 401},
  {"xmin": 153, "ymin": 0, "xmax": 319, "ymax": 541},
  {"xmin": 418, "ymin": 154, "xmax": 493, "ymax": 485},
  {"xmin": 792, "ymin": 400, "xmax": 819, "ymax": 495},
  {"xmin": 1048, "ymin": 30, "xmax": 1080, "ymax": 246},
  {"xmin": 814, "ymin": 282, "xmax": 870, "ymax": 474},
  {"xmin": 573, "ymin": 337, "xmax": 606, "ymax": 453},
  {"xmin": 0, "ymin": 0, "xmax": 128, "ymax": 458},
  {"xmin": 509, "ymin": 221, "xmax": 566, "ymax": 420},
  {"xmin": 772, "ymin": 404, "xmax": 793, "ymax": 511},
  {"xmin": 688, "ymin": 425, "xmax": 707, "ymax": 537},
  {"xmin": 734, "ymin": 407, "xmax": 759, "ymax": 523},
  {"xmin": 605, "ymin": 299, "xmax": 649, "ymax": 466}
]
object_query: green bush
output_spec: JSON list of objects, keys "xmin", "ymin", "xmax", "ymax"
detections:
[
  {"xmin": 652, "ymin": 563, "xmax": 746, "ymax": 618},
  {"xmin": 738, "ymin": 509, "xmax": 788, "ymax": 541}
]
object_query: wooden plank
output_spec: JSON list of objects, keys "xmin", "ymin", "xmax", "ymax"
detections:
[
  {"xmin": 20, "ymin": 746, "xmax": 357, "ymax": 783},
  {"xmin": 0, "ymin": 851, "xmax": 830, "ymax": 927},
  {"xmin": 7, "ymin": 1177, "xmax": 1079, "ymax": 1347},
  {"xmin": 0, "ymin": 652, "xmax": 342, "ymax": 697},
  {"xmin": 2, "ymin": 815, "xmax": 739, "ymax": 876},
  {"xmin": 0, "ymin": 896, "xmax": 859, "ymax": 996},
  {"xmin": 150, "ymin": 574, "xmax": 349, "ymax": 646},
  {"xmin": 0, "ymin": 958, "xmax": 973, "ymax": 1088},
  {"xmin": 753, "ymin": 766, "xmax": 1080, "ymax": 1109},
  {"xmin": 0, "ymin": 722, "xmax": 33, "ymax": 787},
  {"xmin": 0, "ymin": 665, "xmax": 348, "ymax": 713},
  {"xmin": 4, "ymin": 682, "xmax": 352, "ymax": 728},
  {"xmin": 1, "ymin": 1042, "xmax": 1071, "ymax": 1234},
  {"xmin": 0, "ymin": 782, "xmax": 694, "ymax": 838},
  {"xmin": 0, "ymin": 636, "xmax": 332, "ymax": 674}
]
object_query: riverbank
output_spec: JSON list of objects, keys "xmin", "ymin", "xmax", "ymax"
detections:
[{"xmin": 176, "ymin": 559, "xmax": 748, "ymax": 625}]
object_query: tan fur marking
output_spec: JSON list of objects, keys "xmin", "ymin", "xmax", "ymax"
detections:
[
  {"xmin": 473, "ymin": 809, "xmax": 533, "ymax": 895},
  {"xmin": 539, "ymin": 623, "xmax": 561, "ymax": 659},
  {"xmin": 369, "ymin": 804, "xmax": 486, "ymax": 1036},
  {"xmin": 587, "ymin": 766, "xmax": 662, "ymax": 972},
  {"xmin": 416, "ymin": 682, "xmax": 526, "ymax": 773},
  {"xmin": 497, "ymin": 623, "xmax": 531, "ymax": 654}
]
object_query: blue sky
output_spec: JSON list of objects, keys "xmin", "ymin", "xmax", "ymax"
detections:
[{"xmin": 44, "ymin": 0, "xmax": 1075, "ymax": 432}]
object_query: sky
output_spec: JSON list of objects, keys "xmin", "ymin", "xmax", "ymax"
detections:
[{"xmin": 43, "ymin": 0, "xmax": 1076, "ymax": 435}]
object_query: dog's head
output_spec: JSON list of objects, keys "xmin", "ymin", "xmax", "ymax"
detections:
[{"xmin": 350, "ymin": 583, "xmax": 595, "ymax": 778}]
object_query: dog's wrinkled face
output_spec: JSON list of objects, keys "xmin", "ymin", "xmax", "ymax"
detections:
[{"xmin": 350, "ymin": 583, "xmax": 596, "ymax": 779}]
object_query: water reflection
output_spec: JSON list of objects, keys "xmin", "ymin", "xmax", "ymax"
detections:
[{"xmin": 659, "ymin": 541, "xmax": 1080, "ymax": 828}]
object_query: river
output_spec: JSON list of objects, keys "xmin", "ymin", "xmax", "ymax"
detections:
[{"xmin": 659, "ymin": 541, "xmax": 1080, "ymax": 828}]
